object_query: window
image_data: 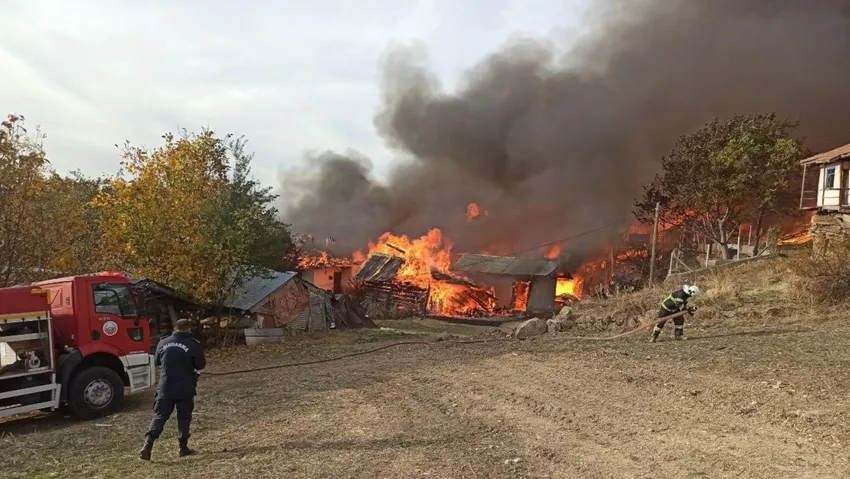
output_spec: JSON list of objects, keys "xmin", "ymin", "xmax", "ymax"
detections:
[
  {"xmin": 825, "ymin": 166, "xmax": 836, "ymax": 189},
  {"xmin": 93, "ymin": 284, "xmax": 139, "ymax": 319}
]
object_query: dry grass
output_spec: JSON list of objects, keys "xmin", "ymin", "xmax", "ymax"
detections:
[
  {"xmin": 790, "ymin": 240, "xmax": 850, "ymax": 305},
  {"xmin": 5, "ymin": 246, "xmax": 850, "ymax": 478},
  {"xmin": 572, "ymin": 247, "xmax": 820, "ymax": 334}
]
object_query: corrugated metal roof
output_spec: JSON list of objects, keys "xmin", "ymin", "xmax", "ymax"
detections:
[
  {"xmin": 354, "ymin": 254, "xmax": 405, "ymax": 282},
  {"xmin": 801, "ymin": 143, "xmax": 850, "ymax": 165},
  {"xmin": 451, "ymin": 254, "xmax": 561, "ymax": 277},
  {"xmin": 222, "ymin": 269, "xmax": 298, "ymax": 312}
]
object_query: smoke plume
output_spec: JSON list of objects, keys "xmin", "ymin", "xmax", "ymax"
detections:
[{"xmin": 281, "ymin": 0, "xmax": 850, "ymax": 264}]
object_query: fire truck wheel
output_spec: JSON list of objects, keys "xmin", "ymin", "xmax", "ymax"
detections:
[{"xmin": 67, "ymin": 367, "xmax": 125, "ymax": 420}]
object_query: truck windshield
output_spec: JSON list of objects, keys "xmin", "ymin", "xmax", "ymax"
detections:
[{"xmin": 93, "ymin": 284, "xmax": 139, "ymax": 319}]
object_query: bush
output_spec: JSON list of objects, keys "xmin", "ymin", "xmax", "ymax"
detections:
[{"xmin": 793, "ymin": 240, "xmax": 850, "ymax": 304}]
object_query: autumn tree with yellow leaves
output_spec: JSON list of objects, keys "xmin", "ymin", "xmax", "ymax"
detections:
[
  {"xmin": 94, "ymin": 128, "xmax": 294, "ymax": 306},
  {"xmin": 0, "ymin": 114, "xmax": 105, "ymax": 287}
]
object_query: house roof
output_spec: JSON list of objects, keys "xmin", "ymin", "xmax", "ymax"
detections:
[
  {"xmin": 222, "ymin": 269, "xmax": 298, "ymax": 312},
  {"xmin": 354, "ymin": 253, "xmax": 405, "ymax": 282},
  {"xmin": 801, "ymin": 143, "xmax": 850, "ymax": 166},
  {"xmin": 450, "ymin": 254, "xmax": 562, "ymax": 277},
  {"xmin": 130, "ymin": 277, "xmax": 199, "ymax": 306}
]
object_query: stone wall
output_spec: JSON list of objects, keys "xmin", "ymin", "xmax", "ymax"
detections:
[{"xmin": 811, "ymin": 213, "xmax": 850, "ymax": 255}]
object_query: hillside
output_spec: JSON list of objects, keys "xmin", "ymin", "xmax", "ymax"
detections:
[{"xmin": 3, "ymin": 247, "xmax": 850, "ymax": 478}]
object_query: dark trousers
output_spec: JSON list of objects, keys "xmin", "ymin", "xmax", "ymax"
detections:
[
  {"xmin": 655, "ymin": 309, "xmax": 685, "ymax": 337},
  {"xmin": 146, "ymin": 393, "xmax": 194, "ymax": 443}
]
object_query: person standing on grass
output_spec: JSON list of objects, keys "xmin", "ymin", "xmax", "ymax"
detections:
[
  {"xmin": 139, "ymin": 318, "xmax": 206, "ymax": 461},
  {"xmin": 650, "ymin": 284, "xmax": 700, "ymax": 342}
]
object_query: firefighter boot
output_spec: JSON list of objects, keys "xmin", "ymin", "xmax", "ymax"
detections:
[
  {"xmin": 138, "ymin": 435, "xmax": 155, "ymax": 461},
  {"xmin": 674, "ymin": 327, "xmax": 685, "ymax": 341},
  {"xmin": 178, "ymin": 438, "xmax": 196, "ymax": 458},
  {"xmin": 650, "ymin": 326, "xmax": 662, "ymax": 343}
]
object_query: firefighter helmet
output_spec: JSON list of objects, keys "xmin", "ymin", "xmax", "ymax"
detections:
[{"xmin": 683, "ymin": 284, "xmax": 701, "ymax": 298}]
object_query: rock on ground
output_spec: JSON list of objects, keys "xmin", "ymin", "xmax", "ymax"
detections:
[{"xmin": 515, "ymin": 318, "xmax": 547, "ymax": 339}]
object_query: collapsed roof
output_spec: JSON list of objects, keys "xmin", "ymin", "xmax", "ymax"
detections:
[
  {"xmin": 354, "ymin": 253, "xmax": 405, "ymax": 282},
  {"xmin": 450, "ymin": 254, "xmax": 569, "ymax": 278}
]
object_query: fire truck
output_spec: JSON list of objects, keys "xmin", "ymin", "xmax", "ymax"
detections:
[{"xmin": 0, "ymin": 274, "xmax": 155, "ymax": 420}]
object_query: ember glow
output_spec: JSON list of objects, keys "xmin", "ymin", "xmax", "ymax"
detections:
[
  {"xmin": 778, "ymin": 231, "xmax": 813, "ymax": 246},
  {"xmin": 544, "ymin": 244, "xmax": 561, "ymax": 260},
  {"xmin": 512, "ymin": 281, "xmax": 530, "ymax": 311},
  {"xmin": 556, "ymin": 278, "xmax": 580, "ymax": 298},
  {"xmin": 298, "ymin": 251, "xmax": 359, "ymax": 270},
  {"xmin": 465, "ymin": 202, "xmax": 487, "ymax": 222},
  {"xmin": 355, "ymin": 229, "xmax": 498, "ymax": 316}
]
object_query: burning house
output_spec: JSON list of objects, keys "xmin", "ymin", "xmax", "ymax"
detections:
[
  {"xmin": 450, "ymin": 254, "xmax": 573, "ymax": 314},
  {"xmin": 353, "ymin": 252, "xmax": 500, "ymax": 318},
  {"xmin": 298, "ymin": 251, "xmax": 362, "ymax": 294}
]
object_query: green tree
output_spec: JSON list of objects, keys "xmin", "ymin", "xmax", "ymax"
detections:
[
  {"xmin": 94, "ymin": 128, "xmax": 294, "ymax": 308},
  {"xmin": 635, "ymin": 113, "xmax": 803, "ymax": 259}
]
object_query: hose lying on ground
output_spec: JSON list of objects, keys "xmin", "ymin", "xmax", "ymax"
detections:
[{"xmin": 202, "ymin": 310, "xmax": 690, "ymax": 377}]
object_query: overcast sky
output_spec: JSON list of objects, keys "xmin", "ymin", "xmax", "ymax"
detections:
[{"xmin": 1, "ymin": 0, "xmax": 592, "ymax": 188}]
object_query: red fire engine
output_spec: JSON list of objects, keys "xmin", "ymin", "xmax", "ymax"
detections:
[{"xmin": 0, "ymin": 274, "xmax": 155, "ymax": 419}]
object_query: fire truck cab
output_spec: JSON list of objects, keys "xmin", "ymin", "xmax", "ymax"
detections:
[{"xmin": 0, "ymin": 274, "xmax": 155, "ymax": 420}]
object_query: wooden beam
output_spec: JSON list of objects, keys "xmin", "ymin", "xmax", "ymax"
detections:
[{"xmin": 799, "ymin": 163, "xmax": 807, "ymax": 210}]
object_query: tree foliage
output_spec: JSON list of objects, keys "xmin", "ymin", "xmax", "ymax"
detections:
[
  {"xmin": 635, "ymin": 113, "xmax": 803, "ymax": 258},
  {"xmin": 0, "ymin": 114, "xmax": 50, "ymax": 286},
  {"xmin": 0, "ymin": 114, "xmax": 105, "ymax": 286},
  {"xmin": 93, "ymin": 129, "xmax": 294, "ymax": 304},
  {"xmin": 43, "ymin": 171, "xmax": 107, "ymax": 274}
]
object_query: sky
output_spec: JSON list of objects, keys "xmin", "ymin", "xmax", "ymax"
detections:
[{"xmin": 0, "ymin": 0, "xmax": 593, "ymax": 187}]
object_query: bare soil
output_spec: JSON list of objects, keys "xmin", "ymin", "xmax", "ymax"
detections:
[{"xmin": 3, "ymin": 253, "xmax": 850, "ymax": 478}]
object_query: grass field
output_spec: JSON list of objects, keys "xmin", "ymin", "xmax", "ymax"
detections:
[{"xmin": 3, "ymin": 250, "xmax": 850, "ymax": 478}]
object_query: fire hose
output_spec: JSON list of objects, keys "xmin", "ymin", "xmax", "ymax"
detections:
[{"xmin": 201, "ymin": 310, "xmax": 692, "ymax": 377}]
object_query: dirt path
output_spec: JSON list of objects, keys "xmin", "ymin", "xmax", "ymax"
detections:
[{"xmin": 3, "ymin": 323, "xmax": 850, "ymax": 478}]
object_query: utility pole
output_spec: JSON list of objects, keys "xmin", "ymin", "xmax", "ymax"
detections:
[{"xmin": 648, "ymin": 202, "xmax": 661, "ymax": 285}]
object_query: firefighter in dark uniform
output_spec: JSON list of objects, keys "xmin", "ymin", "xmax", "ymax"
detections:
[
  {"xmin": 139, "ymin": 318, "xmax": 206, "ymax": 460},
  {"xmin": 651, "ymin": 284, "xmax": 701, "ymax": 342}
]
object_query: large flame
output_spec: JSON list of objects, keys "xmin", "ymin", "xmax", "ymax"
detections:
[{"xmin": 355, "ymin": 228, "xmax": 498, "ymax": 316}]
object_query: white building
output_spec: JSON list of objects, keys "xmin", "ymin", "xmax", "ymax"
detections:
[
  {"xmin": 800, "ymin": 143, "xmax": 850, "ymax": 211},
  {"xmin": 800, "ymin": 143, "xmax": 850, "ymax": 253}
]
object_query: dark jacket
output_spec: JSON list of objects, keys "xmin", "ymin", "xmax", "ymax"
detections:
[
  {"xmin": 660, "ymin": 288, "xmax": 691, "ymax": 314},
  {"xmin": 154, "ymin": 331, "xmax": 206, "ymax": 399}
]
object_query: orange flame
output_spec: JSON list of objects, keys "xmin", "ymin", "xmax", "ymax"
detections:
[
  {"xmin": 556, "ymin": 277, "xmax": 581, "ymax": 298},
  {"xmin": 544, "ymin": 244, "xmax": 561, "ymax": 259},
  {"xmin": 778, "ymin": 231, "xmax": 813, "ymax": 245},
  {"xmin": 466, "ymin": 203, "xmax": 481, "ymax": 222},
  {"xmin": 355, "ymin": 228, "xmax": 497, "ymax": 316},
  {"xmin": 513, "ymin": 281, "xmax": 530, "ymax": 311},
  {"xmin": 298, "ymin": 251, "xmax": 359, "ymax": 270}
]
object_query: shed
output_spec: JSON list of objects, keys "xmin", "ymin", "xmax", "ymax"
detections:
[
  {"xmin": 451, "ymin": 254, "xmax": 570, "ymax": 313},
  {"xmin": 352, "ymin": 254, "xmax": 428, "ymax": 316},
  {"xmin": 131, "ymin": 276, "xmax": 203, "ymax": 350},
  {"xmin": 298, "ymin": 250, "xmax": 362, "ymax": 294},
  {"xmin": 223, "ymin": 269, "xmax": 374, "ymax": 335}
]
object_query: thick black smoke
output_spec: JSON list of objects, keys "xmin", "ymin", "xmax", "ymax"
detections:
[{"xmin": 281, "ymin": 0, "xmax": 850, "ymax": 265}]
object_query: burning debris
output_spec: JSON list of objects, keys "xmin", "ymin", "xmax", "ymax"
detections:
[
  {"xmin": 298, "ymin": 251, "xmax": 361, "ymax": 270},
  {"xmin": 281, "ymin": 1, "xmax": 849, "ymax": 293},
  {"xmin": 349, "ymin": 230, "xmax": 502, "ymax": 318}
]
